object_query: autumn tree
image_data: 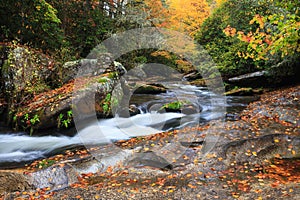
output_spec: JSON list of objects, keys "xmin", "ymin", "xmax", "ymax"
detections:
[
  {"xmin": 224, "ymin": 1, "xmax": 299, "ymax": 62},
  {"xmin": 166, "ymin": 0, "xmax": 211, "ymax": 36},
  {"xmin": 0, "ymin": 0, "xmax": 64, "ymax": 52},
  {"xmin": 195, "ymin": 0, "xmax": 283, "ymax": 77},
  {"xmin": 115, "ymin": 0, "xmax": 169, "ymax": 30},
  {"xmin": 48, "ymin": 0, "xmax": 114, "ymax": 57}
]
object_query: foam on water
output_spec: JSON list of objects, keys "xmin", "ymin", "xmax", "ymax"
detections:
[{"xmin": 0, "ymin": 112, "xmax": 185, "ymax": 163}]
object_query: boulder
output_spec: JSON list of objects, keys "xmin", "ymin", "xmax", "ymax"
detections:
[
  {"xmin": 228, "ymin": 57, "xmax": 300, "ymax": 88},
  {"xmin": 183, "ymin": 71, "xmax": 202, "ymax": 81},
  {"xmin": 0, "ymin": 171, "xmax": 32, "ymax": 194},
  {"xmin": 158, "ymin": 101, "xmax": 201, "ymax": 114},
  {"xmin": 133, "ymin": 83, "xmax": 167, "ymax": 94},
  {"xmin": 224, "ymin": 87, "xmax": 254, "ymax": 96},
  {"xmin": 13, "ymin": 72, "xmax": 120, "ymax": 131},
  {"xmin": 61, "ymin": 53, "xmax": 117, "ymax": 84},
  {"xmin": 228, "ymin": 71, "xmax": 268, "ymax": 87},
  {"xmin": 0, "ymin": 46, "xmax": 55, "ymax": 124},
  {"xmin": 0, "ymin": 47, "xmax": 127, "ymax": 132},
  {"xmin": 11, "ymin": 56, "xmax": 125, "ymax": 132}
]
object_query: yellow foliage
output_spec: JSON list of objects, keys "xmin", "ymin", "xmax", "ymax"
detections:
[
  {"xmin": 165, "ymin": 0, "xmax": 211, "ymax": 36},
  {"xmin": 215, "ymin": 0, "xmax": 227, "ymax": 7}
]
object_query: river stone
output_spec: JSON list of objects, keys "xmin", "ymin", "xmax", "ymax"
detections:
[
  {"xmin": 61, "ymin": 53, "xmax": 116, "ymax": 84},
  {"xmin": 128, "ymin": 151, "xmax": 173, "ymax": 170},
  {"xmin": 0, "ymin": 171, "xmax": 32, "ymax": 194},
  {"xmin": 133, "ymin": 84, "xmax": 167, "ymax": 94},
  {"xmin": 183, "ymin": 71, "xmax": 202, "ymax": 81},
  {"xmin": 29, "ymin": 164, "xmax": 78, "ymax": 191},
  {"xmin": 117, "ymin": 104, "xmax": 141, "ymax": 117}
]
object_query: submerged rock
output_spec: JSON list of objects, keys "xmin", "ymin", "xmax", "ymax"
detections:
[{"xmin": 117, "ymin": 104, "xmax": 141, "ymax": 118}]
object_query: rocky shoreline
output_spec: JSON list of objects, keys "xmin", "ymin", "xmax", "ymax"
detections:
[{"xmin": 0, "ymin": 84, "xmax": 299, "ymax": 199}]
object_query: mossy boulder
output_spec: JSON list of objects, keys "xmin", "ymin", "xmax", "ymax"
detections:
[
  {"xmin": 134, "ymin": 84, "xmax": 167, "ymax": 94},
  {"xmin": 60, "ymin": 53, "xmax": 117, "ymax": 84},
  {"xmin": 225, "ymin": 87, "xmax": 254, "ymax": 96},
  {"xmin": 0, "ymin": 45, "xmax": 55, "ymax": 124},
  {"xmin": 0, "ymin": 47, "xmax": 126, "ymax": 133},
  {"xmin": 159, "ymin": 101, "xmax": 201, "ymax": 114},
  {"xmin": 13, "ymin": 72, "xmax": 120, "ymax": 133}
]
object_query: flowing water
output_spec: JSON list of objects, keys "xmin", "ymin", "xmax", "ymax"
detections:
[{"xmin": 0, "ymin": 84, "xmax": 257, "ymax": 167}]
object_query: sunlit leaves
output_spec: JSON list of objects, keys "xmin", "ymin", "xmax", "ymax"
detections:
[
  {"xmin": 224, "ymin": 12, "xmax": 300, "ymax": 61},
  {"xmin": 166, "ymin": 0, "xmax": 210, "ymax": 36}
]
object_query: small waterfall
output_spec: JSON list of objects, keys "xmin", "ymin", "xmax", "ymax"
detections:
[
  {"xmin": 0, "ymin": 83, "xmax": 256, "ymax": 166},
  {"xmin": 0, "ymin": 112, "xmax": 185, "ymax": 165}
]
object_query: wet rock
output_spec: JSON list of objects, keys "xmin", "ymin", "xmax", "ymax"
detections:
[
  {"xmin": 133, "ymin": 83, "xmax": 167, "ymax": 94},
  {"xmin": 117, "ymin": 104, "xmax": 141, "ymax": 117},
  {"xmin": 181, "ymin": 105, "xmax": 200, "ymax": 115},
  {"xmin": 180, "ymin": 141, "xmax": 204, "ymax": 147},
  {"xmin": 228, "ymin": 71, "xmax": 268, "ymax": 87},
  {"xmin": 158, "ymin": 101, "xmax": 201, "ymax": 114},
  {"xmin": 129, "ymin": 104, "xmax": 141, "ymax": 116},
  {"xmin": 225, "ymin": 87, "xmax": 254, "ymax": 96},
  {"xmin": 183, "ymin": 71, "xmax": 202, "ymax": 81}
]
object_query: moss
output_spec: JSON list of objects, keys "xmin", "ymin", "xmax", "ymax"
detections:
[
  {"xmin": 160, "ymin": 101, "xmax": 187, "ymax": 111},
  {"xmin": 108, "ymin": 72, "xmax": 118, "ymax": 79},
  {"xmin": 190, "ymin": 79, "xmax": 206, "ymax": 86},
  {"xmin": 134, "ymin": 84, "xmax": 167, "ymax": 94},
  {"xmin": 224, "ymin": 87, "xmax": 253, "ymax": 96},
  {"xmin": 97, "ymin": 77, "xmax": 108, "ymax": 83}
]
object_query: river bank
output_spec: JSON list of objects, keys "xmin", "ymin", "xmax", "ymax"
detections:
[{"xmin": 1, "ymin": 84, "xmax": 299, "ymax": 199}]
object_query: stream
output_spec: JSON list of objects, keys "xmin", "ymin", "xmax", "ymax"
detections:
[{"xmin": 0, "ymin": 84, "xmax": 257, "ymax": 168}]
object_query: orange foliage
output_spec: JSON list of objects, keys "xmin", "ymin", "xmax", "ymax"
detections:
[{"xmin": 144, "ymin": 0, "xmax": 170, "ymax": 27}]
